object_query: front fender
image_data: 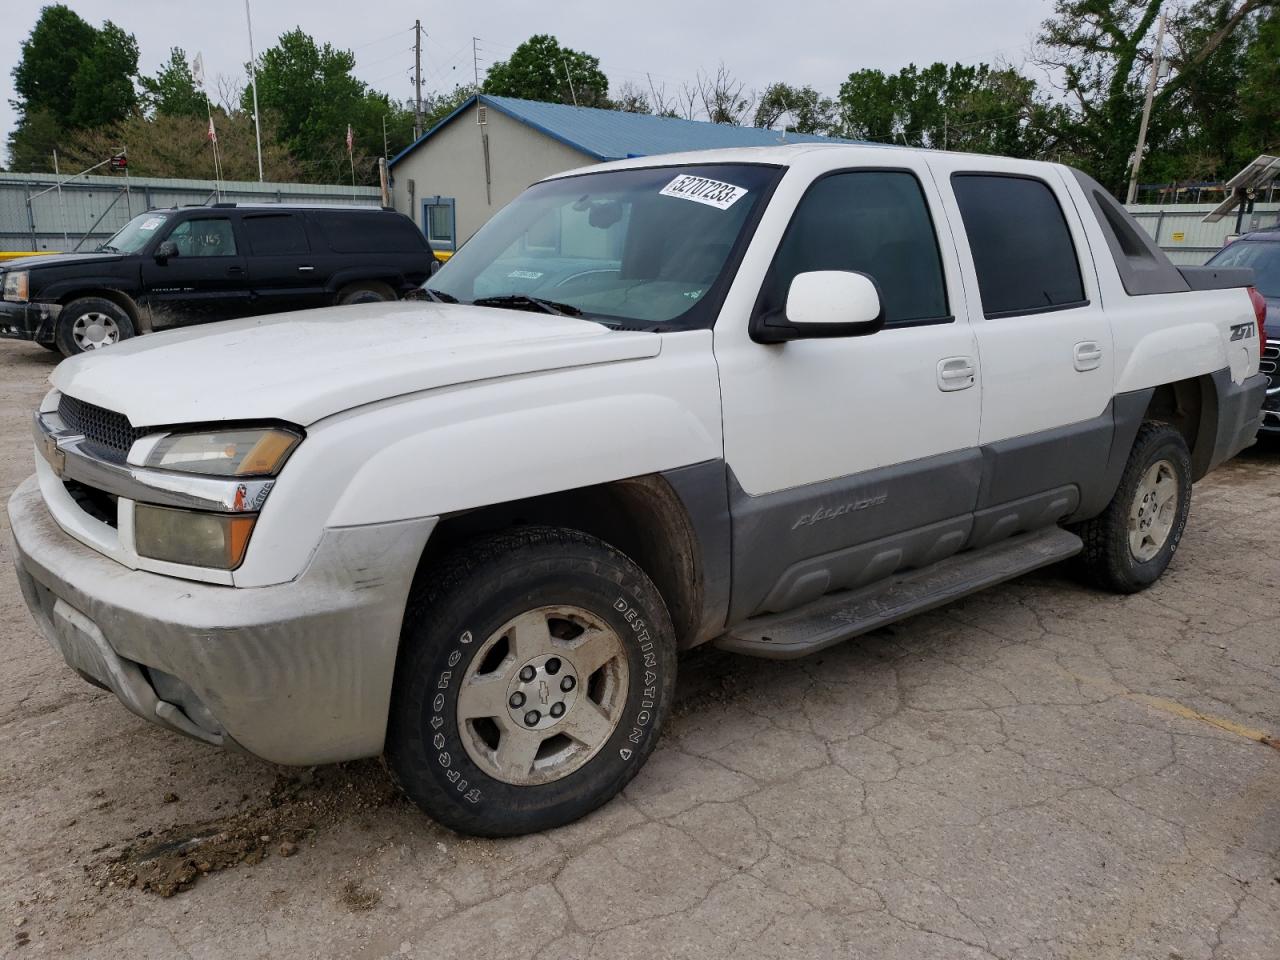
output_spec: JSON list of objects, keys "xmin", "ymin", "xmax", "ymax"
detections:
[{"xmin": 234, "ymin": 330, "xmax": 723, "ymax": 587}]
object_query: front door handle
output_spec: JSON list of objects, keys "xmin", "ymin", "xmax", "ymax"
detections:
[
  {"xmin": 298, "ymin": 265, "xmax": 315, "ymax": 272},
  {"xmin": 937, "ymin": 356, "xmax": 976, "ymax": 392},
  {"xmin": 1074, "ymin": 341, "xmax": 1103, "ymax": 372}
]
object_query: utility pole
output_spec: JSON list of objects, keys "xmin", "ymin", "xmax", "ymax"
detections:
[
  {"xmin": 562, "ymin": 58, "xmax": 579, "ymax": 107},
  {"xmin": 245, "ymin": 0, "xmax": 265, "ymax": 181},
  {"xmin": 472, "ymin": 37, "xmax": 480, "ymax": 88},
  {"xmin": 1126, "ymin": 11, "xmax": 1166, "ymax": 205},
  {"xmin": 413, "ymin": 19, "xmax": 423, "ymax": 140}
]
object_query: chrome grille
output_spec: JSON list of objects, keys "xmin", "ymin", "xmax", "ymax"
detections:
[
  {"xmin": 1262, "ymin": 340, "xmax": 1278, "ymax": 381},
  {"xmin": 57, "ymin": 394, "xmax": 147, "ymax": 463}
]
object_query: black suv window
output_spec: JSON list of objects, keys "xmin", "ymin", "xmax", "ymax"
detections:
[
  {"xmin": 951, "ymin": 174, "xmax": 1086, "ymax": 317},
  {"xmin": 243, "ymin": 213, "xmax": 309, "ymax": 255},
  {"xmin": 758, "ymin": 170, "xmax": 949, "ymax": 326},
  {"xmin": 166, "ymin": 217, "xmax": 237, "ymax": 257},
  {"xmin": 315, "ymin": 211, "xmax": 426, "ymax": 254}
]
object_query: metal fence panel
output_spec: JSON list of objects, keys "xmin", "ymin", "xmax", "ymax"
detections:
[
  {"xmin": 0, "ymin": 172, "xmax": 381, "ymax": 252},
  {"xmin": 1126, "ymin": 202, "xmax": 1280, "ymax": 265}
]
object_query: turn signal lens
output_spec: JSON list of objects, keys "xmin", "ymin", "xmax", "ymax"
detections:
[
  {"xmin": 134, "ymin": 504, "xmax": 256, "ymax": 569},
  {"xmin": 144, "ymin": 427, "xmax": 301, "ymax": 477}
]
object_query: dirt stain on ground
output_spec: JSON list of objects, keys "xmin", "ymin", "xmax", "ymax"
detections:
[{"xmin": 87, "ymin": 761, "xmax": 402, "ymax": 897}]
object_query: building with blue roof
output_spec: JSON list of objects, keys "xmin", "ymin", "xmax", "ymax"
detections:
[{"xmin": 389, "ymin": 94, "xmax": 846, "ymax": 251}]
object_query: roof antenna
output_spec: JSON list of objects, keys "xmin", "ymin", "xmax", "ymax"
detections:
[{"xmin": 562, "ymin": 58, "xmax": 579, "ymax": 107}]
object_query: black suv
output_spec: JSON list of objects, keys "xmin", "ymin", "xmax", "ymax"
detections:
[
  {"xmin": 1207, "ymin": 227, "xmax": 1279, "ymax": 436},
  {"xmin": 0, "ymin": 204, "xmax": 436, "ymax": 356}
]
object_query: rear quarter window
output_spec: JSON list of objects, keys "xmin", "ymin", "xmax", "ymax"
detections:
[{"xmin": 314, "ymin": 211, "xmax": 428, "ymax": 254}]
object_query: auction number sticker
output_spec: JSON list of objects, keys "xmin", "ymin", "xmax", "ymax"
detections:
[
  {"xmin": 139, "ymin": 217, "xmax": 166, "ymax": 231},
  {"xmin": 659, "ymin": 175, "xmax": 748, "ymax": 210}
]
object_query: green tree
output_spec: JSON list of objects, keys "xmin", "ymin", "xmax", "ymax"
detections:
[
  {"xmin": 482, "ymin": 35, "xmax": 609, "ymax": 107},
  {"xmin": 243, "ymin": 28, "xmax": 412, "ymax": 182},
  {"xmin": 142, "ymin": 47, "xmax": 205, "ymax": 119},
  {"xmin": 10, "ymin": 5, "xmax": 97, "ymax": 123},
  {"xmin": 1036, "ymin": 0, "xmax": 1271, "ymax": 193},
  {"xmin": 754, "ymin": 83, "xmax": 836, "ymax": 134},
  {"xmin": 68, "ymin": 21, "xmax": 139, "ymax": 128},
  {"xmin": 1235, "ymin": 8, "xmax": 1280, "ymax": 159},
  {"xmin": 835, "ymin": 62, "xmax": 1064, "ymax": 156}
]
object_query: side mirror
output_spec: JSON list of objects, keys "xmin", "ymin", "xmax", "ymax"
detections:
[
  {"xmin": 753, "ymin": 270, "xmax": 885, "ymax": 343},
  {"xmin": 428, "ymin": 257, "xmax": 443, "ymax": 277},
  {"xmin": 154, "ymin": 240, "xmax": 178, "ymax": 264}
]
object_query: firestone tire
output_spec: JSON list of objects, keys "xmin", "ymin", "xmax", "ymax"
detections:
[
  {"xmin": 1077, "ymin": 422, "xmax": 1192, "ymax": 594},
  {"xmin": 385, "ymin": 526, "xmax": 677, "ymax": 837}
]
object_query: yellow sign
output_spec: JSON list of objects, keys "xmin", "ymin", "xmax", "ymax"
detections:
[{"xmin": 1171, "ymin": 231, "xmax": 1186, "ymax": 242}]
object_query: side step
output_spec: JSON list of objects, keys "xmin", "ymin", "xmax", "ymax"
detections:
[{"xmin": 714, "ymin": 526, "xmax": 1082, "ymax": 660}]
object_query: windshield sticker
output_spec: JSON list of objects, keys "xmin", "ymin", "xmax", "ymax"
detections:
[
  {"xmin": 659, "ymin": 175, "xmax": 748, "ymax": 210},
  {"xmin": 139, "ymin": 217, "xmax": 165, "ymax": 231},
  {"xmin": 507, "ymin": 270, "xmax": 544, "ymax": 280}
]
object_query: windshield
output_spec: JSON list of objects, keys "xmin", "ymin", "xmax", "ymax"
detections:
[
  {"xmin": 100, "ymin": 212, "xmax": 171, "ymax": 254},
  {"xmin": 1207, "ymin": 238, "xmax": 1280, "ymax": 299},
  {"xmin": 427, "ymin": 164, "xmax": 781, "ymax": 327}
]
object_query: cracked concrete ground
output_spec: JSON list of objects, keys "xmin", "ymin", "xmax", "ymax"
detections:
[{"xmin": 1, "ymin": 342, "xmax": 1278, "ymax": 959}]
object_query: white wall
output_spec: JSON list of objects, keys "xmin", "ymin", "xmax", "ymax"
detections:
[{"xmin": 390, "ymin": 103, "xmax": 593, "ymax": 248}]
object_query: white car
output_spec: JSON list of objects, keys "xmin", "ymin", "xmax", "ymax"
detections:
[{"xmin": 9, "ymin": 145, "xmax": 1268, "ymax": 836}]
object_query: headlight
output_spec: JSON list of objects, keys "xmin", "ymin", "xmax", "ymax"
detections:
[
  {"xmin": 3, "ymin": 271, "xmax": 29, "ymax": 302},
  {"xmin": 134, "ymin": 504, "xmax": 256, "ymax": 569},
  {"xmin": 144, "ymin": 427, "xmax": 300, "ymax": 477}
]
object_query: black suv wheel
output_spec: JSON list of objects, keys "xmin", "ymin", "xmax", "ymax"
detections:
[{"xmin": 54, "ymin": 297, "xmax": 135, "ymax": 357}]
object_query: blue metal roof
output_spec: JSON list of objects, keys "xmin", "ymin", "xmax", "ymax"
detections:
[{"xmin": 389, "ymin": 94, "xmax": 850, "ymax": 167}]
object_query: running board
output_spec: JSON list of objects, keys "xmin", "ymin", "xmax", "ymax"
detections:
[{"xmin": 714, "ymin": 526, "xmax": 1082, "ymax": 660}]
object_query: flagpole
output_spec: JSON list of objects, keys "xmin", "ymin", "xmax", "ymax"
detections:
[
  {"xmin": 347, "ymin": 124, "xmax": 356, "ymax": 200},
  {"xmin": 244, "ymin": 0, "xmax": 265, "ymax": 182}
]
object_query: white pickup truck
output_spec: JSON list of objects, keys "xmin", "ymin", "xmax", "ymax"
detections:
[{"xmin": 9, "ymin": 145, "xmax": 1267, "ymax": 837}]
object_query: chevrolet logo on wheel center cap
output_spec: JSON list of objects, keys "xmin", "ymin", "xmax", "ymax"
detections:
[{"xmin": 538, "ymin": 679, "xmax": 550, "ymax": 705}]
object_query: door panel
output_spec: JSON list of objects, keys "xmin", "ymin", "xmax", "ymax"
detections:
[
  {"xmin": 928, "ymin": 158, "xmax": 1116, "ymax": 509},
  {"xmin": 715, "ymin": 159, "xmax": 984, "ymax": 620},
  {"xmin": 141, "ymin": 216, "xmax": 250, "ymax": 327},
  {"xmin": 241, "ymin": 212, "xmax": 330, "ymax": 313}
]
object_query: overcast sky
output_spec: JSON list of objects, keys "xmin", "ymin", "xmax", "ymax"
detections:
[{"xmin": 2, "ymin": 0, "xmax": 1059, "ymax": 159}]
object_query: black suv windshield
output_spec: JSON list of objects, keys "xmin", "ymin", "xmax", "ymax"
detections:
[
  {"xmin": 100, "ymin": 212, "xmax": 172, "ymax": 254},
  {"xmin": 427, "ymin": 164, "xmax": 781, "ymax": 327},
  {"xmin": 1208, "ymin": 238, "xmax": 1280, "ymax": 298}
]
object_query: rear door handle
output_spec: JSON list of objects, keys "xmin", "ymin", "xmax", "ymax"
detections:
[
  {"xmin": 937, "ymin": 356, "xmax": 976, "ymax": 392},
  {"xmin": 298, "ymin": 265, "xmax": 315, "ymax": 272},
  {"xmin": 1074, "ymin": 341, "xmax": 1103, "ymax": 372}
]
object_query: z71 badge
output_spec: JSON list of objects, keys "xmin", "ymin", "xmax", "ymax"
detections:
[{"xmin": 1229, "ymin": 321, "xmax": 1257, "ymax": 341}]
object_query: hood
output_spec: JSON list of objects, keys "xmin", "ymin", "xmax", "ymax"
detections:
[
  {"xmin": 51, "ymin": 301, "xmax": 661, "ymax": 427},
  {"xmin": 2, "ymin": 252, "xmax": 124, "ymax": 271}
]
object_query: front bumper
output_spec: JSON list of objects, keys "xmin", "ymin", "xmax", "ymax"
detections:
[
  {"xmin": 0, "ymin": 300, "xmax": 61, "ymax": 343},
  {"xmin": 8, "ymin": 475, "xmax": 435, "ymax": 764}
]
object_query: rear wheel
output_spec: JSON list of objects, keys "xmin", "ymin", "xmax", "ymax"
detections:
[
  {"xmin": 1078, "ymin": 422, "xmax": 1192, "ymax": 593},
  {"xmin": 337, "ymin": 281, "xmax": 395, "ymax": 305},
  {"xmin": 54, "ymin": 297, "xmax": 135, "ymax": 357},
  {"xmin": 386, "ymin": 526, "xmax": 677, "ymax": 837}
]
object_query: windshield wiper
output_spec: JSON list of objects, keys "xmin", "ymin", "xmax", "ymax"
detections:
[
  {"xmin": 471, "ymin": 294, "xmax": 583, "ymax": 317},
  {"xmin": 99, "ymin": 244, "xmax": 119, "ymax": 253},
  {"xmin": 422, "ymin": 287, "xmax": 458, "ymax": 303}
]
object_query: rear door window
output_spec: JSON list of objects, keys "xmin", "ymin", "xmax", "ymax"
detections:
[
  {"xmin": 757, "ymin": 170, "xmax": 950, "ymax": 326},
  {"xmin": 315, "ymin": 211, "xmax": 427, "ymax": 253},
  {"xmin": 243, "ymin": 214, "xmax": 309, "ymax": 256},
  {"xmin": 951, "ymin": 174, "xmax": 1087, "ymax": 317}
]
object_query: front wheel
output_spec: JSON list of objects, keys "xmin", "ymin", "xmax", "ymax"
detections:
[
  {"xmin": 54, "ymin": 297, "xmax": 136, "ymax": 357},
  {"xmin": 386, "ymin": 526, "xmax": 677, "ymax": 837},
  {"xmin": 1078, "ymin": 422, "xmax": 1192, "ymax": 593}
]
